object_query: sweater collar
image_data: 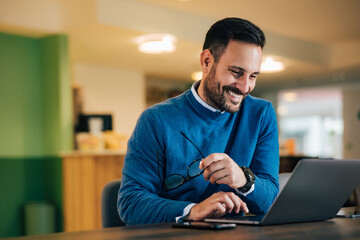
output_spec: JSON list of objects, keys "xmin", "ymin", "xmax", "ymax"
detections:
[
  {"xmin": 188, "ymin": 80, "xmax": 232, "ymax": 119},
  {"xmin": 191, "ymin": 80, "xmax": 226, "ymax": 114}
]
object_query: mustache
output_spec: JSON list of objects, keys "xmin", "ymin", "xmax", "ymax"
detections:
[{"xmin": 223, "ymin": 86, "xmax": 250, "ymax": 96}]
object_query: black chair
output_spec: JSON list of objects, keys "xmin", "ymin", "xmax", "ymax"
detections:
[
  {"xmin": 354, "ymin": 183, "xmax": 360, "ymax": 214},
  {"xmin": 279, "ymin": 172, "xmax": 292, "ymax": 192},
  {"xmin": 101, "ymin": 179, "xmax": 125, "ymax": 227}
]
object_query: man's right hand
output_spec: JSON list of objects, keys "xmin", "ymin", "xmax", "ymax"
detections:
[{"xmin": 186, "ymin": 191, "xmax": 249, "ymax": 221}]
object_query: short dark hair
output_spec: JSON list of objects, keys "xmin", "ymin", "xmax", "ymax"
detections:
[{"xmin": 203, "ymin": 17, "xmax": 266, "ymax": 62}]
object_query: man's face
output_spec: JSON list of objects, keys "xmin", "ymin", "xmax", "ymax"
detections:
[{"xmin": 200, "ymin": 41, "xmax": 262, "ymax": 113}]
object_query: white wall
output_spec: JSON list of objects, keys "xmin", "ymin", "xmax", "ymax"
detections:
[
  {"xmin": 342, "ymin": 88, "xmax": 360, "ymax": 159},
  {"xmin": 75, "ymin": 63, "xmax": 145, "ymax": 137}
]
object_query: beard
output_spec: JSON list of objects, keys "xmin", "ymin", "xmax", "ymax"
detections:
[{"xmin": 202, "ymin": 64, "xmax": 250, "ymax": 113}]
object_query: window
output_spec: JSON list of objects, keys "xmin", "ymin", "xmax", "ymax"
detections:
[{"xmin": 277, "ymin": 88, "xmax": 343, "ymax": 158}]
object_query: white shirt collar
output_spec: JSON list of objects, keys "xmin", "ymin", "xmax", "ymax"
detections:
[{"xmin": 191, "ymin": 80, "xmax": 225, "ymax": 114}]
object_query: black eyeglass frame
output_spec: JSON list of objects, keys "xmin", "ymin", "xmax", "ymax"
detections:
[{"xmin": 158, "ymin": 131, "xmax": 206, "ymax": 192}]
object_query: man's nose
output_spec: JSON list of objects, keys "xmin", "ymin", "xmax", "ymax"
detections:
[{"xmin": 235, "ymin": 75, "xmax": 250, "ymax": 94}]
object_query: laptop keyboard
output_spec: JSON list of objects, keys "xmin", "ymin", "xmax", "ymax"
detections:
[{"xmin": 224, "ymin": 215, "xmax": 264, "ymax": 222}]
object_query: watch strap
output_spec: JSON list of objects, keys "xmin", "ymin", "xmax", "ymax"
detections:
[{"xmin": 239, "ymin": 167, "xmax": 255, "ymax": 193}]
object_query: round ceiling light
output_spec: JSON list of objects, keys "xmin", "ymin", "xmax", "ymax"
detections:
[
  {"xmin": 261, "ymin": 57, "xmax": 284, "ymax": 72},
  {"xmin": 135, "ymin": 34, "xmax": 177, "ymax": 54},
  {"xmin": 283, "ymin": 92, "xmax": 297, "ymax": 102}
]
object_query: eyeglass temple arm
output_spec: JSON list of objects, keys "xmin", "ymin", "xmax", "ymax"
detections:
[{"xmin": 180, "ymin": 131, "xmax": 205, "ymax": 159}]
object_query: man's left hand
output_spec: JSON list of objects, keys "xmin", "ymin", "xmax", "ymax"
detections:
[{"xmin": 199, "ymin": 153, "xmax": 247, "ymax": 189}]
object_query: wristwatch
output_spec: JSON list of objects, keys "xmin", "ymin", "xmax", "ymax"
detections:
[{"xmin": 239, "ymin": 167, "xmax": 255, "ymax": 193}]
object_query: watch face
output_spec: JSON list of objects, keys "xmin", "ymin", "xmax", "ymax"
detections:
[
  {"xmin": 249, "ymin": 175, "xmax": 254, "ymax": 181},
  {"xmin": 245, "ymin": 168, "xmax": 255, "ymax": 182}
]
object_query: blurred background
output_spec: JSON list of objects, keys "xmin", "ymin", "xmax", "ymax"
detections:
[{"xmin": 1, "ymin": 0, "xmax": 360, "ymax": 237}]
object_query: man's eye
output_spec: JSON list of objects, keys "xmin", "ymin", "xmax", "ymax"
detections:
[
  {"xmin": 229, "ymin": 69, "xmax": 242, "ymax": 77},
  {"xmin": 250, "ymin": 75, "xmax": 258, "ymax": 79}
]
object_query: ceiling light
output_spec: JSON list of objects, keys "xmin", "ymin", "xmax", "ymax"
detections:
[
  {"xmin": 283, "ymin": 92, "xmax": 297, "ymax": 102},
  {"xmin": 135, "ymin": 34, "xmax": 177, "ymax": 54},
  {"xmin": 261, "ymin": 57, "xmax": 284, "ymax": 72},
  {"xmin": 191, "ymin": 71, "xmax": 202, "ymax": 81}
]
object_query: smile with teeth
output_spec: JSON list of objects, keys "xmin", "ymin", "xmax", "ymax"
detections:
[{"xmin": 228, "ymin": 90, "xmax": 241, "ymax": 99}]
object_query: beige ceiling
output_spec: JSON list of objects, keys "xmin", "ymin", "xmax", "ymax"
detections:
[
  {"xmin": 1, "ymin": 0, "xmax": 360, "ymax": 88},
  {"xmin": 141, "ymin": 0, "xmax": 360, "ymax": 44}
]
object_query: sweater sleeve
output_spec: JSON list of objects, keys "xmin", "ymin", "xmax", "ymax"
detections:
[
  {"xmin": 242, "ymin": 102, "xmax": 280, "ymax": 215},
  {"xmin": 117, "ymin": 109, "xmax": 192, "ymax": 225}
]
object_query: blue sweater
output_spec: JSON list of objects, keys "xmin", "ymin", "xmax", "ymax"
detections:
[{"xmin": 118, "ymin": 88, "xmax": 279, "ymax": 225}]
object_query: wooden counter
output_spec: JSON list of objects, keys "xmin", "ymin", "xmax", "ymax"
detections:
[{"xmin": 62, "ymin": 150, "xmax": 125, "ymax": 232}]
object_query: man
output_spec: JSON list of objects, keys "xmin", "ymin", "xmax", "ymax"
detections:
[{"xmin": 118, "ymin": 17, "xmax": 279, "ymax": 224}]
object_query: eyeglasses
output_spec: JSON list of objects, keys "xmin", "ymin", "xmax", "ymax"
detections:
[{"xmin": 159, "ymin": 131, "xmax": 205, "ymax": 192}]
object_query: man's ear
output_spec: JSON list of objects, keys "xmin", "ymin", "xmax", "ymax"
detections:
[{"xmin": 200, "ymin": 49, "xmax": 214, "ymax": 73}]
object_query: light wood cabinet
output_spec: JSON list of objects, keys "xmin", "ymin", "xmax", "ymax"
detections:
[{"xmin": 62, "ymin": 151, "xmax": 125, "ymax": 232}]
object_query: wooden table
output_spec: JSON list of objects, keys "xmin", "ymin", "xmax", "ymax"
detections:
[{"xmin": 7, "ymin": 218, "xmax": 360, "ymax": 240}]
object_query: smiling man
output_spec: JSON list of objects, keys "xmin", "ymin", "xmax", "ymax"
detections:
[
  {"xmin": 118, "ymin": 18, "xmax": 279, "ymax": 224},
  {"xmin": 199, "ymin": 41, "xmax": 261, "ymax": 113}
]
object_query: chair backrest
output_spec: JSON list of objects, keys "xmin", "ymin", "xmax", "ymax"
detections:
[
  {"xmin": 279, "ymin": 172, "xmax": 292, "ymax": 192},
  {"xmin": 101, "ymin": 179, "xmax": 125, "ymax": 227},
  {"xmin": 354, "ymin": 183, "xmax": 360, "ymax": 214}
]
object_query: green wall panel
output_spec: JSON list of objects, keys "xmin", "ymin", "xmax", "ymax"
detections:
[
  {"xmin": 0, "ymin": 33, "xmax": 43, "ymax": 157},
  {"xmin": 0, "ymin": 157, "xmax": 62, "ymax": 237},
  {"xmin": 0, "ymin": 158, "xmax": 26, "ymax": 237},
  {"xmin": 0, "ymin": 33, "xmax": 71, "ymax": 237},
  {"xmin": 40, "ymin": 35, "xmax": 73, "ymax": 155}
]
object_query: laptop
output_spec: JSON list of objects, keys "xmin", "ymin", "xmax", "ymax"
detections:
[{"xmin": 205, "ymin": 159, "xmax": 360, "ymax": 225}]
